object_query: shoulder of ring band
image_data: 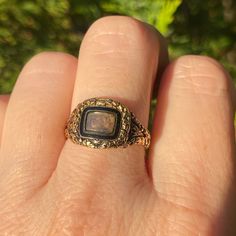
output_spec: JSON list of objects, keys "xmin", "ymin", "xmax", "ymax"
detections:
[{"xmin": 65, "ymin": 98, "xmax": 150, "ymax": 149}]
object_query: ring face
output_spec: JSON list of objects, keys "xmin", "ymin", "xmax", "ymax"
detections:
[
  {"xmin": 65, "ymin": 98, "xmax": 151, "ymax": 149},
  {"xmin": 79, "ymin": 106, "xmax": 121, "ymax": 140},
  {"xmin": 66, "ymin": 98, "xmax": 131, "ymax": 149}
]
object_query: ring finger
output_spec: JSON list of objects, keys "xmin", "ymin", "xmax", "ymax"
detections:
[{"xmin": 54, "ymin": 16, "xmax": 168, "ymax": 198}]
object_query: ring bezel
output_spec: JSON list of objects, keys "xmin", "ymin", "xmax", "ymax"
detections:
[
  {"xmin": 79, "ymin": 106, "xmax": 121, "ymax": 140},
  {"xmin": 66, "ymin": 98, "xmax": 131, "ymax": 148}
]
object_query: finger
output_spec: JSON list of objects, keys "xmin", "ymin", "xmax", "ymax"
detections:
[
  {"xmin": 229, "ymin": 78, "xmax": 236, "ymax": 110},
  {"xmin": 0, "ymin": 95, "xmax": 9, "ymax": 145},
  {"xmin": 149, "ymin": 55, "xmax": 236, "ymax": 234},
  {"xmin": 56, "ymin": 16, "xmax": 168, "ymax": 196},
  {"xmin": 0, "ymin": 53, "xmax": 77, "ymax": 200}
]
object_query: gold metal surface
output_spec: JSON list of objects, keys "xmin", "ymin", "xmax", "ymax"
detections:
[{"xmin": 65, "ymin": 98, "xmax": 150, "ymax": 149}]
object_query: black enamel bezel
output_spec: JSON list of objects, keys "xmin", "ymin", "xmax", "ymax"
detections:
[
  {"xmin": 66, "ymin": 98, "xmax": 131, "ymax": 149},
  {"xmin": 79, "ymin": 106, "xmax": 121, "ymax": 140}
]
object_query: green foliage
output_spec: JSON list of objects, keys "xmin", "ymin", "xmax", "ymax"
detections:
[
  {"xmin": 0, "ymin": 0, "xmax": 81, "ymax": 92},
  {"xmin": 169, "ymin": 0, "xmax": 236, "ymax": 79},
  {"xmin": 0, "ymin": 0, "xmax": 235, "ymax": 94},
  {"xmin": 154, "ymin": 0, "xmax": 182, "ymax": 34},
  {"xmin": 101, "ymin": 0, "xmax": 181, "ymax": 35},
  {"xmin": 0, "ymin": 0, "xmax": 110, "ymax": 93}
]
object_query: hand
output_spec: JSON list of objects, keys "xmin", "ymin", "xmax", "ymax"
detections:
[{"xmin": 0, "ymin": 16, "xmax": 235, "ymax": 236}]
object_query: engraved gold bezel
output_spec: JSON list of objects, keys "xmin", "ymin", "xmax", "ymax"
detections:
[{"xmin": 65, "ymin": 98, "xmax": 131, "ymax": 149}]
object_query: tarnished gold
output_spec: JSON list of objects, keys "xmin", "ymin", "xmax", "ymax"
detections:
[{"xmin": 65, "ymin": 98, "xmax": 150, "ymax": 149}]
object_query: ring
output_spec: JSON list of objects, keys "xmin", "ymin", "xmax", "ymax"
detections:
[{"xmin": 65, "ymin": 98, "xmax": 150, "ymax": 149}]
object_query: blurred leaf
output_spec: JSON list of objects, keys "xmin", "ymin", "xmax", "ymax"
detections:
[
  {"xmin": 0, "ymin": 0, "xmax": 235, "ymax": 94},
  {"xmin": 155, "ymin": 0, "xmax": 182, "ymax": 34},
  {"xmin": 101, "ymin": 0, "xmax": 182, "ymax": 35},
  {"xmin": 169, "ymin": 0, "xmax": 236, "ymax": 80}
]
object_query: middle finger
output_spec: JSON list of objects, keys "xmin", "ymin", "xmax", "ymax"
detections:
[{"xmin": 56, "ymin": 16, "xmax": 167, "ymax": 196}]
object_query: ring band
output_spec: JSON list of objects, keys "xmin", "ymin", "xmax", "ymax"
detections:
[{"xmin": 65, "ymin": 98, "xmax": 150, "ymax": 149}]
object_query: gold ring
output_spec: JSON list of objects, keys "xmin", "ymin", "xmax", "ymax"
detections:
[{"xmin": 65, "ymin": 98, "xmax": 150, "ymax": 149}]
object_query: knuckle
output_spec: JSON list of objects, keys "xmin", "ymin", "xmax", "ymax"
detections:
[
  {"xmin": 22, "ymin": 51, "xmax": 77, "ymax": 75},
  {"xmin": 83, "ymin": 16, "xmax": 160, "ymax": 53},
  {"xmin": 88, "ymin": 15, "xmax": 144, "ymax": 36},
  {"xmin": 172, "ymin": 55, "xmax": 230, "ymax": 96}
]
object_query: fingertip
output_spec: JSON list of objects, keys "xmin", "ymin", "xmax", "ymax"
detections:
[
  {"xmin": 21, "ymin": 52, "xmax": 78, "ymax": 79},
  {"xmin": 169, "ymin": 55, "xmax": 230, "ymax": 97}
]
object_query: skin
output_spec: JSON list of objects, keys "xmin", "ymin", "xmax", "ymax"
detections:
[{"xmin": 0, "ymin": 16, "xmax": 235, "ymax": 235}]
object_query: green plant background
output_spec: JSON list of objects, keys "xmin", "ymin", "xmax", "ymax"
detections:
[{"xmin": 0, "ymin": 0, "xmax": 235, "ymax": 93}]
